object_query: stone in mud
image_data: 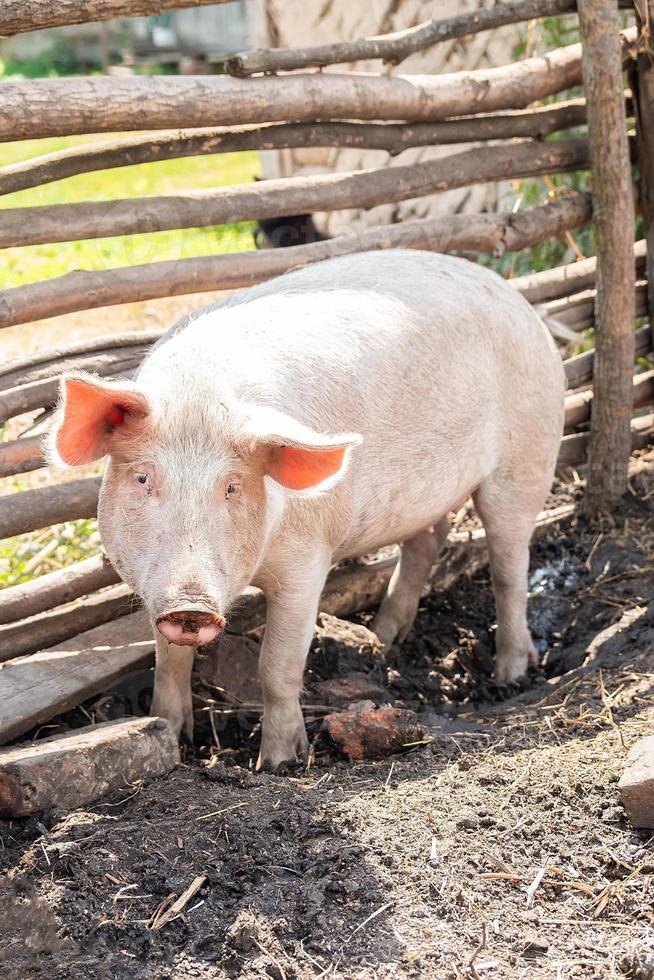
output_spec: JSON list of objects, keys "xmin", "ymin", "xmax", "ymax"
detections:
[
  {"xmin": 619, "ymin": 735, "xmax": 654, "ymax": 828},
  {"xmin": 324, "ymin": 701, "xmax": 423, "ymax": 760}
]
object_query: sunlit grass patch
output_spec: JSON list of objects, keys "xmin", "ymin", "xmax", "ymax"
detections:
[
  {"xmin": 0, "ymin": 519, "xmax": 101, "ymax": 589},
  {"xmin": 0, "ymin": 137, "xmax": 260, "ymax": 288}
]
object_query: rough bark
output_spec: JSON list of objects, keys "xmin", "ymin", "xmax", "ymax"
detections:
[
  {"xmin": 227, "ymin": 0, "xmax": 580, "ymax": 75},
  {"xmin": 579, "ymin": 0, "xmax": 637, "ymax": 516},
  {"xmin": 0, "ymin": 553, "xmax": 120, "ymax": 626},
  {"xmin": 0, "ymin": 102, "xmax": 590, "ymax": 197},
  {"xmin": 0, "ymin": 478, "xmax": 102, "ymax": 540},
  {"xmin": 0, "ymin": 612, "xmax": 154, "ymax": 745},
  {"xmin": 0, "ymin": 717, "xmax": 179, "ymax": 818},
  {"xmin": 0, "ymin": 38, "xmax": 607, "ymax": 142},
  {"xmin": 0, "ymin": 193, "xmax": 593, "ymax": 330},
  {"xmin": 632, "ymin": 1, "xmax": 654, "ymax": 346},
  {"xmin": 0, "ymin": 0, "xmax": 233, "ymax": 36},
  {"xmin": 0, "ymin": 139, "xmax": 589, "ymax": 250},
  {"xmin": 0, "ymin": 585, "xmax": 135, "ymax": 663},
  {"xmin": 0, "ymin": 435, "xmax": 44, "ymax": 479}
]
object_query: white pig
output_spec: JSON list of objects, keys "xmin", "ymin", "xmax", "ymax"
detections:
[{"xmin": 51, "ymin": 250, "xmax": 564, "ymax": 768}]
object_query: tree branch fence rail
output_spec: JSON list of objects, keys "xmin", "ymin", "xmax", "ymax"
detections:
[{"xmin": 0, "ymin": 0, "xmax": 651, "ymax": 744}]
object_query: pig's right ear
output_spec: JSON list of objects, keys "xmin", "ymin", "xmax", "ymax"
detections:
[{"xmin": 48, "ymin": 373, "xmax": 149, "ymax": 467}]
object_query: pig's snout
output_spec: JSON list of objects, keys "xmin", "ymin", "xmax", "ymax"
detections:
[{"xmin": 156, "ymin": 608, "xmax": 225, "ymax": 647}]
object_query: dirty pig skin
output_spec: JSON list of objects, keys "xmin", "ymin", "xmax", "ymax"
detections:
[{"xmin": 50, "ymin": 250, "xmax": 564, "ymax": 770}]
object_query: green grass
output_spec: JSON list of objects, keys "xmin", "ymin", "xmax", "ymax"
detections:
[
  {"xmin": 0, "ymin": 137, "xmax": 260, "ymax": 288},
  {"xmin": 0, "ymin": 519, "xmax": 100, "ymax": 588}
]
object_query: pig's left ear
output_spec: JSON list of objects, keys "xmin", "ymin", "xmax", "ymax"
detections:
[
  {"xmin": 49, "ymin": 372, "xmax": 150, "ymax": 467},
  {"xmin": 243, "ymin": 406, "xmax": 362, "ymax": 493}
]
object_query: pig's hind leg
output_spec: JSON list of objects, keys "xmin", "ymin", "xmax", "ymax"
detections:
[
  {"xmin": 472, "ymin": 474, "xmax": 547, "ymax": 683},
  {"xmin": 372, "ymin": 517, "xmax": 449, "ymax": 648}
]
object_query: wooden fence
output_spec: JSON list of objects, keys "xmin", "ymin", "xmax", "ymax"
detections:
[{"xmin": 0, "ymin": 0, "xmax": 652, "ymax": 745}]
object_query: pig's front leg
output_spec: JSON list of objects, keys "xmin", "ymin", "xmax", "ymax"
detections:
[
  {"xmin": 257, "ymin": 553, "xmax": 330, "ymax": 770},
  {"xmin": 150, "ymin": 633, "xmax": 195, "ymax": 741}
]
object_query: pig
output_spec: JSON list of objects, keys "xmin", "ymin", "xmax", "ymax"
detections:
[{"xmin": 50, "ymin": 250, "xmax": 564, "ymax": 769}]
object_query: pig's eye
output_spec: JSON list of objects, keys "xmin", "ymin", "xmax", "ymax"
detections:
[
  {"xmin": 226, "ymin": 481, "xmax": 241, "ymax": 500},
  {"xmin": 134, "ymin": 472, "xmax": 150, "ymax": 489}
]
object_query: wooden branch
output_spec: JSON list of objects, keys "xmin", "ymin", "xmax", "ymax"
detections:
[
  {"xmin": 564, "ymin": 326, "xmax": 652, "ymax": 391},
  {"xmin": 0, "ymin": 612, "xmax": 154, "ymax": 745},
  {"xmin": 0, "ymin": 330, "xmax": 161, "ymax": 391},
  {"xmin": 511, "ymin": 240, "xmax": 647, "ymax": 304},
  {"xmin": 0, "ymin": 37, "xmax": 610, "ymax": 142},
  {"xmin": 0, "ymin": 717, "xmax": 179, "ymax": 818},
  {"xmin": 0, "ymin": 478, "xmax": 101, "ymax": 540},
  {"xmin": 0, "ymin": 553, "xmax": 120, "ymax": 626},
  {"xmin": 0, "ymin": 193, "xmax": 593, "ymax": 331},
  {"xmin": 559, "ymin": 412, "xmax": 654, "ymax": 468},
  {"xmin": 579, "ymin": 0, "xmax": 637, "ymax": 516},
  {"xmin": 0, "ymin": 0, "xmax": 234, "ymax": 36},
  {"xmin": 0, "ymin": 139, "xmax": 589, "ymax": 250},
  {"xmin": 632, "ymin": 1, "xmax": 654, "ymax": 345},
  {"xmin": 542, "ymin": 280, "xmax": 648, "ymax": 333},
  {"xmin": 564, "ymin": 370, "xmax": 654, "ymax": 432},
  {"xmin": 0, "ymin": 101, "xmax": 590, "ymax": 197},
  {"xmin": 0, "ymin": 351, "xmax": 147, "ymax": 424},
  {"xmin": 0, "ymin": 585, "xmax": 134, "ymax": 663},
  {"xmin": 227, "ymin": 0, "xmax": 580, "ymax": 76},
  {"xmin": 0, "ymin": 435, "xmax": 44, "ymax": 479}
]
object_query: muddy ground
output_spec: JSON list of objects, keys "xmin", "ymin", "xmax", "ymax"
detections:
[{"xmin": 1, "ymin": 455, "xmax": 653, "ymax": 979}]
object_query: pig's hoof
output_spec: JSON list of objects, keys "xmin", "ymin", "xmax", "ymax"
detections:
[
  {"xmin": 372, "ymin": 609, "xmax": 414, "ymax": 649},
  {"xmin": 256, "ymin": 721, "xmax": 308, "ymax": 772},
  {"xmin": 494, "ymin": 646, "xmax": 537, "ymax": 684},
  {"xmin": 150, "ymin": 698, "xmax": 194, "ymax": 743}
]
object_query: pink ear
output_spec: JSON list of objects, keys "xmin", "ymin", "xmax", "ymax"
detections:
[
  {"xmin": 53, "ymin": 375, "xmax": 149, "ymax": 466},
  {"xmin": 268, "ymin": 444, "xmax": 350, "ymax": 491}
]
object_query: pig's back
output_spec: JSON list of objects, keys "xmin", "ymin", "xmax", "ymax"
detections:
[
  {"xmin": 145, "ymin": 250, "xmax": 563, "ymax": 534},
  {"xmin": 156, "ymin": 250, "xmax": 560, "ymax": 429}
]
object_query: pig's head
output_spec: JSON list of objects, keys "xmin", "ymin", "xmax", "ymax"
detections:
[{"xmin": 49, "ymin": 372, "xmax": 360, "ymax": 647}]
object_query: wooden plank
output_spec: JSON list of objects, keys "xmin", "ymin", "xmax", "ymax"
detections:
[
  {"xmin": 0, "ymin": 717, "xmax": 179, "ymax": 817},
  {"xmin": 0, "ymin": 612, "xmax": 154, "ymax": 744},
  {"xmin": 0, "ymin": 585, "xmax": 134, "ymax": 663}
]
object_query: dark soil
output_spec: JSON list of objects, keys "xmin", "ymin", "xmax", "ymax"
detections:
[{"xmin": 1, "ymin": 455, "xmax": 653, "ymax": 979}]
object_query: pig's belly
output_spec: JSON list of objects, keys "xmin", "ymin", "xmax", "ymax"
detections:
[{"xmin": 332, "ymin": 472, "xmax": 475, "ymax": 562}]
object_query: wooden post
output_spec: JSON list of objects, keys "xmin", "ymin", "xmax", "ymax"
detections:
[
  {"xmin": 578, "ymin": 0, "xmax": 636, "ymax": 517},
  {"xmin": 632, "ymin": 1, "xmax": 654, "ymax": 343}
]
